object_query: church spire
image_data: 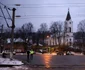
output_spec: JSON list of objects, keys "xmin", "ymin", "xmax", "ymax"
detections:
[{"xmin": 66, "ymin": 8, "xmax": 71, "ymax": 21}]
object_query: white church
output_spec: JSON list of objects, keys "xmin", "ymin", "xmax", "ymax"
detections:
[{"xmin": 46, "ymin": 9, "xmax": 73, "ymax": 47}]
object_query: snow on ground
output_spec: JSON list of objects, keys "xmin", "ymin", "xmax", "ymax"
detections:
[
  {"xmin": 0, "ymin": 67, "xmax": 11, "ymax": 70},
  {"xmin": 0, "ymin": 66, "xmax": 31, "ymax": 70},
  {"xmin": 0, "ymin": 57, "xmax": 23, "ymax": 65},
  {"xmin": 71, "ymin": 52, "xmax": 83, "ymax": 55}
]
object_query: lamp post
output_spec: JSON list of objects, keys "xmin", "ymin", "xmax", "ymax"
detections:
[
  {"xmin": 47, "ymin": 35, "xmax": 49, "ymax": 46},
  {"xmin": 47, "ymin": 35, "xmax": 50, "ymax": 53}
]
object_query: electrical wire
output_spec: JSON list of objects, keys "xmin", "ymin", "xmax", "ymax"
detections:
[
  {"xmin": 0, "ymin": 15, "xmax": 11, "ymax": 19},
  {"xmin": 0, "ymin": 5, "xmax": 10, "ymax": 28},
  {"xmin": 6, "ymin": 3, "xmax": 85, "ymax": 6},
  {"xmin": 0, "ymin": 2, "xmax": 13, "ymax": 28},
  {"xmin": 0, "ymin": 2, "xmax": 12, "ymax": 10},
  {"xmin": 9, "ymin": 6, "xmax": 85, "ymax": 8},
  {"xmin": 15, "ymin": 14, "xmax": 85, "ymax": 19},
  {"xmin": 4, "ymin": 6, "xmax": 12, "ymax": 21},
  {"xmin": 5, "ymin": 3, "xmax": 85, "ymax": 8}
]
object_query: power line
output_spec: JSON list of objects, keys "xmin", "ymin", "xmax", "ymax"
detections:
[
  {"xmin": 19, "ymin": 14, "xmax": 85, "ymax": 16},
  {"xmin": 15, "ymin": 16, "xmax": 85, "ymax": 19},
  {"xmin": 0, "ymin": 2, "xmax": 14, "ymax": 28},
  {"xmin": 15, "ymin": 14, "xmax": 85, "ymax": 17},
  {"xmin": 1, "ymin": 2, "xmax": 85, "ymax": 10},
  {"xmin": 0, "ymin": 2, "xmax": 12, "ymax": 21},
  {"xmin": 0, "ymin": 5, "xmax": 10, "ymax": 27},
  {"xmin": 0, "ymin": 15, "xmax": 11, "ymax": 19},
  {"xmin": 5, "ymin": 3, "xmax": 85, "ymax": 8},
  {"xmin": 0, "ymin": 2, "xmax": 12, "ymax": 10},
  {"xmin": 15, "ymin": 15, "xmax": 65, "ymax": 19},
  {"xmin": 14, "ymin": 13, "xmax": 85, "ymax": 19},
  {"xmin": 6, "ymin": 3, "xmax": 85, "ymax": 6},
  {"xmin": 9, "ymin": 6, "xmax": 85, "ymax": 9},
  {"xmin": 4, "ymin": 6, "xmax": 12, "ymax": 21}
]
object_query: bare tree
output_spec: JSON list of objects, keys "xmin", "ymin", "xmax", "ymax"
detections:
[
  {"xmin": 14, "ymin": 28, "xmax": 21, "ymax": 39},
  {"xmin": 19, "ymin": 22, "xmax": 34, "ymax": 42},
  {"xmin": 78, "ymin": 20, "xmax": 85, "ymax": 32},
  {"xmin": 38, "ymin": 23, "xmax": 48, "ymax": 46},
  {"xmin": 77, "ymin": 19, "xmax": 85, "ymax": 51},
  {"xmin": 4, "ymin": 28, "xmax": 11, "ymax": 38},
  {"xmin": 50, "ymin": 21, "xmax": 63, "ymax": 46}
]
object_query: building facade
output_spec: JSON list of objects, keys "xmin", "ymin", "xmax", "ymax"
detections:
[{"xmin": 46, "ymin": 9, "xmax": 73, "ymax": 47}]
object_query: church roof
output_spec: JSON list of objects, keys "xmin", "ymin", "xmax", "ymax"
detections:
[{"xmin": 66, "ymin": 9, "xmax": 71, "ymax": 21}]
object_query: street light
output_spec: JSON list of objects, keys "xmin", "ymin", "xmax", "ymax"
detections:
[{"xmin": 47, "ymin": 35, "xmax": 49, "ymax": 38}]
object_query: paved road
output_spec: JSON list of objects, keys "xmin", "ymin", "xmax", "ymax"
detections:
[
  {"xmin": 13, "ymin": 54, "xmax": 85, "ymax": 67},
  {"xmin": 1, "ymin": 54, "xmax": 85, "ymax": 70}
]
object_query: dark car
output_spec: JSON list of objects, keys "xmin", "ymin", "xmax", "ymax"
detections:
[{"xmin": 57, "ymin": 52, "xmax": 64, "ymax": 55}]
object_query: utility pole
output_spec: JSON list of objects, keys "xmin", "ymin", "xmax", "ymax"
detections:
[
  {"xmin": 10, "ymin": 8, "xmax": 16, "ymax": 60},
  {"xmin": 1, "ymin": 24, "xmax": 3, "ymax": 53}
]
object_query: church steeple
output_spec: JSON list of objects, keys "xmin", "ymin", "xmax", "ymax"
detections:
[
  {"xmin": 64, "ymin": 8, "xmax": 73, "ymax": 46},
  {"xmin": 66, "ymin": 8, "xmax": 71, "ymax": 21}
]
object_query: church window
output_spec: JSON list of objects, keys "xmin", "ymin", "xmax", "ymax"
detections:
[
  {"xmin": 69, "ymin": 27, "xmax": 71, "ymax": 32},
  {"xmin": 67, "ymin": 39, "xmax": 68, "ymax": 42},
  {"xmin": 69, "ymin": 39, "xmax": 72, "ymax": 45},
  {"xmin": 70, "ymin": 22, "xmax": 71, "ymax": 24},
  {"xmin": 65, "ymin": 28, "xmax": 67, "ymax": 32},
  {"xmin": 70, "ymin": 39, "xmax": 71, "ymax": 41}
]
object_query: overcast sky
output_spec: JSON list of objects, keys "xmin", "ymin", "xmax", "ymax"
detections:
[{"xmin": 0, "ymin": 0, "xmax": 85, "ymax": 32}]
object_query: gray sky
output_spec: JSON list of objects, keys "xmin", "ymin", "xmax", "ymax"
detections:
[{"xmin": 0, "ymin": 0, "xmax": 85, "ymax": 32}]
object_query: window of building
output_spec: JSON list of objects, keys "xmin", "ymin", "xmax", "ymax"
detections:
[
  {"xmin": 69, "ymin": 27, "xmax": 71, "ymax": 32},
  {"xmin": 70, "ymin": 39, "xmax": 71, "ymax": 41},
  {"xmin": 69, "ymin": 39, "xmax": 72, "ymax": 45},
  {"xmin": 67, "ymin": 39, "xmax": 68, "ymax": 42},
  {"xmin": 65, "ymin": 22, "xmax": 67, "ymax": 24},
  {"xmin": 70, "ymin": 22, "xmax": 71, "ymax": 24},
  {"xmin": 65, "ymin": 28, "xmax": 67, "ymax": 32}
]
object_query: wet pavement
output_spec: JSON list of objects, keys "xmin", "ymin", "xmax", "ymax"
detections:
[
  {"xmin": 1, "ymin": 54, "xmax": 85, "ymax": 70},
  {"xmin": 29, "ymin": 54, "xmax": 85, "ymax": 67},
  {"xmin": 1, "ymin": 65, "xmax": 85, "ymax": 70}
]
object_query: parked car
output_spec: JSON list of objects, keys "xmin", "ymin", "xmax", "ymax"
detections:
[
  {"xmin": 66, "ymin": 51, "xmax": 73, "ymax": 55},
  {"xmin": 38, "ymin": 49, "xmax": 47, "ymax": 54},
  {"xmin": 57, "ymin": 51, "xmax": 64, "ymax": 55}
]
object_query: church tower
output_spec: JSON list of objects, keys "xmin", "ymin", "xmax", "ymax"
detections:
[{"xmin": 64, "ymin": 9, "xmax": 73, "ymax": 46}]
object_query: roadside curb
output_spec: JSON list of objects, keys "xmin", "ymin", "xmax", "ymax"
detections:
[{"xmin": 28, "ymin": 64, "xmax": 85, "ymax": 68}]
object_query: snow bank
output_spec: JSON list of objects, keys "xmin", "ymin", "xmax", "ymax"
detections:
[{"xmin": 0, "ymin": 57, "xmax": 23, "ymax": 65}]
